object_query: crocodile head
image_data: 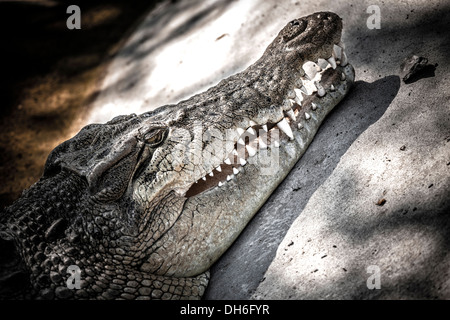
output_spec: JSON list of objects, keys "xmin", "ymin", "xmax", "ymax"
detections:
[{"xmin": 0, "ymin": 12, "xmax": 354, "ymax": 299}]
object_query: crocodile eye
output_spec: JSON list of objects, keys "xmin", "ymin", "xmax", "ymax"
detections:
[
  {"xmin": 290, "ymin": 19, "xmax": 300, "ymax": 26},
  {"xmin": 144, "ymin": 128, "xmax": 167, "ymax": 147}
]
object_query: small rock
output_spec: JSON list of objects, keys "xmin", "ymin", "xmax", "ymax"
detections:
[
  {"xmin": 400, "ymin": 55, "xmax": 435, "ymax": 83},
  {"xmin": 376, "ymin": 198, "xmax": 386, "ymax": 206}
]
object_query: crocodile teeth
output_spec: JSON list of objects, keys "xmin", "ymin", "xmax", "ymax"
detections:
[
  {"xmin": 224, "ymin": 158, "xmax": 232, "ymax": 165},
  {"xmin": 293, "ymin": 89, "xmax": 303, "ymax": 105},
  {"xmin": 240, "ymin": 158, "xmax": 247, "ymax": 166},
  {"xmin": 315, "ymin": 81, "xmax": 326, "ymax": 97},
  {"xmin": 238, "ymin": 138, "xmax": 245, "ymax": 145},
  {"xmin": 259, "ymin": 138, "xmax": 267, "ymax": 149},
  {"xmin": 311, "ymin": 102, "xmax": 317, "ymax": 110},
  {"xmin": 330, "ymin": 84, "xmax": 335, "ymax": 91},
  {"xmin": 287, "ymin": 90, "xmax": 296, "ymax": 99},
  {"xmin": 273, "ymin": 140, "xmax": 280, "ymax": 148},
  {"xmin": 300, "ymin": 86, "xmax": 309, "ymax": 95},
  {"xmin": 277, "ymin": 118, "xmax": 294, "ymax": 140},
  {"xmin": 286, "ymin": 109, "xmax": 296, "ymax": 121},
  {"xmin": 246, "ymin": 145, "xmax": 257, "ymax": 157},
  {"xmin": 333, "ymin": 44, "xmax": 342, "ymax": 60},
  {"xmin": 247, "ymin": 127, "xmax": 256, "ymax": 135},
  {"xmin": 236, "ymin": 127, "xmax": 245, "ymax": 136},
  {"xmin": 340, "ymin": 51, "xmax": 348, "ymax": 66},
  {"xmin": 202, "ymin": 176, "xmax": 207, "ymax": 181},
  {"xmin": 262, "ymin": 124, "xmax": 268, "ymax": 132},
  {"xmin": 341, "ymin": 72, "xmax": 346, "ymax": 81},
  {"xmin": 227, "ymin": 174, "xmax": 234, "ymax": 181},
  {"xmin": 297, "ymin": 123, "xmax": 303, "ymax": 129},
  {"xmin": 317, "ymin": 58, "xmax": 329, "ymax": 69},
  {"xmin": 216, "ymin": 165, "xmax": 222, "ymax": 172},
  {"xmin": 218, "ymin": 181, "xmax": 223, "ymax": 187},
  {"xmin": 303, "ymin": 61, "xmax": 320, "ymax": 80},
  {"xmin": 209, "ymin": 172, "xmax": 214, "ymax": 177},
  {"xmin": 305, "ymin": 112, "xmax": 311, "ymax": 120},
  {"xmin": 232, "ymin": 149, "xmax": 238, "ymax": 156},
  {"xmin": 327, "ymin": 57, "xmax": 337, "ymax": 69},
  {"xmin": 233, "ymin": 167, "xmax": 239, "ymax": 175}
]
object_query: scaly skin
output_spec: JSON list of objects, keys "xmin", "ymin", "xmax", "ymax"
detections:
[{"xmin": 0, "ymin": 12, "xmax": 354, "ymax": 299}]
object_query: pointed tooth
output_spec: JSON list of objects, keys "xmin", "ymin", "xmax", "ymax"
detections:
[
  {"xmin": 315, "ymin": 81, "xmax": 326, "ymax": 97},
  {"xmin": 202, "ymin": 176, "xmax": 207, "ymax": 181},
  {"xmin": 259, "ymin": 137, "xmax": 267, "ymax": 149},
  {"xmin": 293, "ymin": 88, "xmax": 303, "ymax": 105},
  {"xmin": 216, "ymin": 165, "xmax": 222, "ymax": 172},
  {"xmin": 286, "ymin": 109, "xmax": 296, "ymax": 121},
  {"xmin": 287, "ymin": 90, "xmax": 296, "ymax": 99},
  {"xmin": 273, "ymin": 140, "xmax": 280, "ymax": 148},
  {"xmin": 240, "ymin": 158, "xmax": 247, "ymax": 166},
  {"xmin": 246, "ymin": 144, "xmax": 257, "ymax": 157},
  {"xmin": 327, "ymin": 57, "xmax": 337, "ymax": 69},
  {"xmin": 262, "ymin": 124, "xmax": 268, "ymax": 132},
  {"xmin": 249, "ymin": 120, "xmax": 257, "ymax": 126},
  {"xmin": 247, "ymin": 127, "xmax": 256, "ymax": 135},
  {"xmin": 209, "ymin": 172, "xmax": 214, "ymax": 177},
  {"xmin": 224, "ymin": 158, "xmax": 231, "ymax": 165},
  {"xmin": 218, "ymin": 181, "xmax": 223, "ymax": 187},
  {"xmin": 226, "ymin": 174, "xmax": 234, "ymax": 181},
  {"xmin": 317, "ymin": 58, "xmax": 329, "ymax": 69},
  {"xmin": 236, "ymin": 127, "xmax": 245, "ymax": 136},
  {"xmin": 287, "ymin": 99, "xmax": 294, "ymax": 108},
  {"xmin": 232, "ymin": 149, "xmax": 238, "ymax": 156},
  {"xmin": 233, "ymin": 167, "xmax": 239, "ymax": 175},
  {"xmin": 340, "ymin": 72, "xmax": 346, "ymax": 81},
  {"xmin": 300, "ymin": 86, "xmax": 308, "ymax": 95},
  {"xmin": 311, "ymin": 102, "xmax": 317, "ymax": 110},
  {"xmin": 303, "ymin": 61, "xmax": 318, "ymax": 80},
  {"xmin": 305, "ymin": 112, "xmax": 311, "ymax": 120},
  {"xmin": 330, "ymin": 84, "xmax": 335, "ymax": 91},
  {"xmin": 297, "ymin": 123, "xmax": 303, "ymax": 129},
  {"xmin": 238, "ymin": 138, "xmax": 245, "ymax": 145},
  {"xmin": 340, "ymin": 51, "xmax": 348, "ymax": 66},
  {"xmin": 277, "ymin": 118, "xmax": 294, "ymax": 140},
  {"xmin": 333, "ymin": 44, "xmax": 342, "ymax": 60}
]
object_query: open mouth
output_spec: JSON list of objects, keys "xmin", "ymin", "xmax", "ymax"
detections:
[{"xmin": 186, "ymin": 41, "xmax": 351, "ymax": 198}]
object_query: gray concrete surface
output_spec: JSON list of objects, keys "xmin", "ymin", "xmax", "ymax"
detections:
[{"xmin": 88, "ymin": 0, "xmax": 450, "ymax": 299}]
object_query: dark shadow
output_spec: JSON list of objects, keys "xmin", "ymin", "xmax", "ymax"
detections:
[
  {"xmin": 204, "ymin": 75, "xmax": 401, "ymax": 300},
  {"xmin": 0, "ymin": 1, "xmax": 161, "ymax": 209},
  {"xmin": 403, "ymin": 63, "xmax": 437, "ymax": 84}
]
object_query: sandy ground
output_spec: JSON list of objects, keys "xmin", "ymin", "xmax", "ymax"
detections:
[
  {"xmin": 1, "ymin": 0, "xmax": 449, "ymax": 300},
  {"xmin": 0, "ymin": 0, "xmax": 158, "ymax": 209}
]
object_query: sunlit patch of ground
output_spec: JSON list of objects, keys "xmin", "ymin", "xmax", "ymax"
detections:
[{"xmin": 0, "ymin": 0, "xmax": 159, "ymax": 208}]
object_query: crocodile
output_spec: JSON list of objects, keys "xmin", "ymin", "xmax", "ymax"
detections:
[{"xmin": 0, "ymin": 11, "xmax": 354, "ymax": 300}]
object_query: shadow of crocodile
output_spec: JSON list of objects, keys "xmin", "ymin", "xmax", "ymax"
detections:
[{"xmin": 205, "ymin": 75, "xmax": 401, "ymax": 299}]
